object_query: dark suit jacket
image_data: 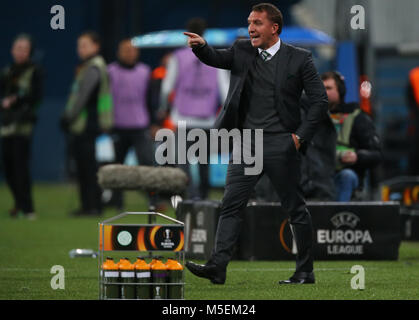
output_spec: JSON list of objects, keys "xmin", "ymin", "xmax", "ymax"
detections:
[{"xmin": 192, "ymin": 39, "xmax": 328, "ymax": 151}]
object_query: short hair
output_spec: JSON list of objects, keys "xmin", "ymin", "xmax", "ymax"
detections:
[
  {"xmin": 13, "ymin": 33, "xmax": 34, "ymax": 55},
  {"xmin": 252, "ymin": 3, "xmax": 284, "ymax": 35},
  {"xmin": 321, "ymin": 71, "xmax": 347, "ymax": 100},
  {"xmin": 186, "ymin": 18, "xmax": 207, "ymax": 36},
  {"xmin": 79, "ymin": 30, "xmax": 101, "ymax": 46},
  {"xmin": 118, "ymin": 38, "xmax": 136, "ymax": 47}
]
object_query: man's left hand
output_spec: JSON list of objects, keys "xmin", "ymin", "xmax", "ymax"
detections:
[{"xmin": 291, "ymin": 133, "xmax": 301, "ymax": 151}]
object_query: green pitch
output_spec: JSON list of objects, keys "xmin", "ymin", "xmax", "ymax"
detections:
[{"xmin": 0, "ymin": 183, "xmax": 418, "ymax": 300}]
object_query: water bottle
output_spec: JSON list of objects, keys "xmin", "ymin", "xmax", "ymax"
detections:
[
  {"xmin": 101, "ymin": 257, "xmax": 120, "ymax": 299},
  {"xmin": 69, "ymin": 249, "xmax": 97, "ymax": 258},
  {"xmin": 166, "ymin": 258, "xmax": 183, "ymax": 299},
  {"xmin": 134, "ymin": 256, "xmax": 151, "ymax": 299},
  {"xmin": 151, "ymin": 259, "xmax": 168, "ymax": 299},
  {"xmin": 118, "ymin": 258, "xmax": 136, "ymax": 299}
]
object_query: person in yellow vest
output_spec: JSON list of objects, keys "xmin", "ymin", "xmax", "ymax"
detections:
[
  {"xmin": 322, "ymin": 71, "xmax": 381, "ymax": 201},
  {"xmin": 61, "ymin": 31, "xmax": 113, "ymax": 216},
  {"xmin": 0, "ymin": 34, "xmax": 43, "ymax": 220},
  {"xmin": 407, "ymin": 67, "xmax": 419, "ymax": 175}
]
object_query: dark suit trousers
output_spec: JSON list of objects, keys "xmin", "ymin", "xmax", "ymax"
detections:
[{"xmin": 210, "ymin": 132, "xmax": 314, "ymax": 274}]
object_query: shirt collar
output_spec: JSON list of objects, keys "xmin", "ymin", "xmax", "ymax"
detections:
[{"xmin": 258, "ymin": 38, "xmax": 281, "ymax": 57}]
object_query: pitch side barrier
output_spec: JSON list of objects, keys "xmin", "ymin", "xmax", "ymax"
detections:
[
  {"xmin": 176, "ymin": 200, "xmax": 401, "ymax": 261},
  {"xmin": 381, "ymin": 176, "xmax": 419, "ymax": 241}
]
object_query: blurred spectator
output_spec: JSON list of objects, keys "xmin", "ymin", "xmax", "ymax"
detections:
[
  {"xmin": 0, "ymin": 33, "xmax": 43, "ymax": 220},
  {"xmin": 153, "ymin": 53, "xmax": 177, "ymax": 133},
  {"xmin": 160, "ymin": 18, "xmax": 229, "ymax": 200},
  {"xmin": 61, "ymin": 31, "xmax": 113, "ymax": 216},
  {"xmin": 149, "ymin": 53, "xmax": 171, "ymax": 130},
  {"xmin": 407, "ymin": 66, "xmax": 419, "ymax": 175},
  {"xmin": 322, "ymin": 71, "xmax": 381, "ymax": 201},
  {"xmin": 108, "ymin": 39, "xmax": 157, "ymax": 210}
]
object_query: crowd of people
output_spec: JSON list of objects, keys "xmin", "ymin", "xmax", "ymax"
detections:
[{"xmin": 0, "ymin": 18, "xmax": 384, "ymax": 220}]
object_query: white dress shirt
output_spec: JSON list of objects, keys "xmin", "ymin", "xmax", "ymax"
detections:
[{"xmin": 257, "ymin": 38, "xmax": 281, "ymax": 61}]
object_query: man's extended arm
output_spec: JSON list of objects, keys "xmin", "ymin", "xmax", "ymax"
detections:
[
  {"xmin": 184, "ymin": 32, "xmax": 234, "ymax": 70},
  {"xmin": 192, "ymin": 43, "xmax": 235, "ymax": 70}
]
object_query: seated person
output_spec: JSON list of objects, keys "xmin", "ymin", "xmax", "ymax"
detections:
[{"xmin": 321, "ymin": 71, "xmax": 382, "ymax": 201}]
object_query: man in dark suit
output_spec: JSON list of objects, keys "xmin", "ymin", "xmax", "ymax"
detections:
[{"xmin": 184, "ymin": 3, "xmax": 328, "ymax": 285}]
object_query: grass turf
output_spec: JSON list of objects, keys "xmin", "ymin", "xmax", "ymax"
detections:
[{"xmin": 0, "ymin": 183, "xmax": 419, "ymax": 300}]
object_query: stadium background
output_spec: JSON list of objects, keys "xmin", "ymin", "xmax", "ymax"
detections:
[
  {"xmin": 1, "ymin": 0, "xmax": 419, "ymax": 301},
  {"xmin": 1, "ymin": 0, "xmax": 419, "ymax": 182}
]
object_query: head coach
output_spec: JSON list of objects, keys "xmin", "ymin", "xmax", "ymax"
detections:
[{"xmin": 184, "ymin": 3, "xmax": 328, "ymax": 285}]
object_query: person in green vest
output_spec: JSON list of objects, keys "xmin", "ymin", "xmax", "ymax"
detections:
[
  {"xmin": 0, "ymin": 33, "xmax": 43, "ymax": 220},
  {"xmin": 61, "ymin": 31, "xmax": 113, "ymax": 216},
  {"xmin": 321, "ymin": 71, "xmax": 381, "ymax": 201}
]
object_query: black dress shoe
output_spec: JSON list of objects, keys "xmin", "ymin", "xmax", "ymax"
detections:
[
  {"xmin": 279, "ymin": 272, "xmax": 315, "ymax": 284},
  {"xmin": 185, "ymin": 261, "xmax": 226, "ymax": 284}
]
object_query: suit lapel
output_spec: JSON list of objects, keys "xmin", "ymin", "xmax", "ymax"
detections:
[
  {"xmin": 230, "ymin": 44, "xmax": 257, "ymax": 107},
  {"xmin": 243, "ymin": 45, "xmax": 258, "ymax": 73}
]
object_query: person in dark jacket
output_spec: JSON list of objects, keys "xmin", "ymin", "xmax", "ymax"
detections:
[
  {"xmin": 61, "ymin": 31, "xmax": 113, "ymax": 216},
  {"xmin": 321, "ymin": 71, "xmax": 381, "ymax": 201},
  {"xmin": 184, "ymin": 3, "xmax": 328, "ymax": 285},
  {"xmin": 0, "ymin": 33, "xmax": 43, "ymax": 219}
]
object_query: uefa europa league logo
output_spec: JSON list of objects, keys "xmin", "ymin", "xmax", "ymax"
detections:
[{"xmin": 165, "ymin": 229, "xmax": 172, "ymax": 240}]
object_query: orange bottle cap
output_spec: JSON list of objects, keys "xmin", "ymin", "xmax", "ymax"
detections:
[
  {"xmin": 166, "ymin": 259, "xmax": 183, "ymax": 270},
  {"xmin": 151, "ymin": 260, "xmax": 168, "ymax": 270},
  {"xmin": 134, "ymin": 258, "xmax": 150, "ymax": 270},
  {"xmin": 118, "ymin": 258, "xmax": 134, "ymax": 271},
  {"xmin": 102, "ymin": 258, "xmax": 118, "ymax": 270}
]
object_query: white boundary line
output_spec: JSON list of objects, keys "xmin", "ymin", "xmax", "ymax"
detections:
[
  {"xmin": 229, "ymin": 267, "xmax": 378, "ymax": 272},
  {"xmin": 0, "ymin": 267, "xmax": 379, "ymax": 272}
]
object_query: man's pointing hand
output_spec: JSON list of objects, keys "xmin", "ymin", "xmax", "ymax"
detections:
[{"xmin": 183, "ymin": 32, "xmax": 206, "ymax": 48}]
